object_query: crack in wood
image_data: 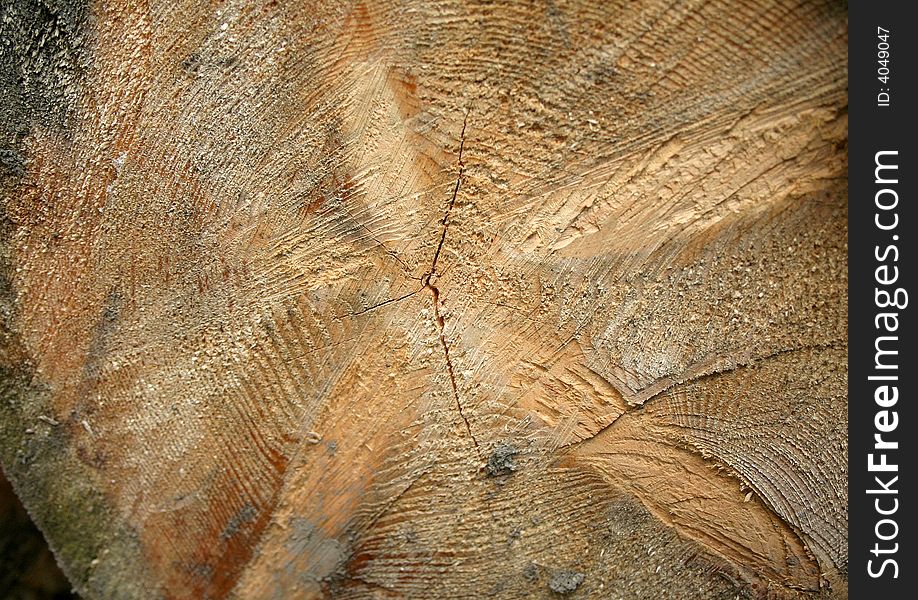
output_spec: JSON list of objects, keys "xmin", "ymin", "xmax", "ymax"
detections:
[
  {"xmin": 421, "ymin": 109, "xmax": 481, "ymax": 461},
  {"xmin": 336, "ymin": 109, "xmax": 470, "ymax": 326},
  {"xmin": 334, "ymin": 287, "xmax": 423, "ymax": 319},
  {"xmin": 428, "ymin": 109, "xmax": 469, "ymax": 278},
  {"xmin": 427, "ymin": 280, "xmax": 481, "ymax": 460}
]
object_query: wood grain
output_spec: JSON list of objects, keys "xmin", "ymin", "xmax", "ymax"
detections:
[{"xmin": 1, "ymin": 0, "xmax": 847, "ymax": 598}]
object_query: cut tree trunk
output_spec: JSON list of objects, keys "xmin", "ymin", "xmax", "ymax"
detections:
[{"xmin": 1, "ymin": 1, "xmax": 847, "ymax": 599}]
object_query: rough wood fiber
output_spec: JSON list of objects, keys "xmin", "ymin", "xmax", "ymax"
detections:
[{"xmin": 1, "ymin": 0, "xmax": 847, "ymax": 599}]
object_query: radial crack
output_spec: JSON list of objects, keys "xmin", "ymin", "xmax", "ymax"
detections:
[
  {"xmin": 427, "ymin": 280, "xmax": 481, "ymax": 460},
  {"xmin": 334, "ymin": 287, "xmax": 423, "ymax": 319},
  {"xmin": 428, "ymin": 109, "xmax": 469, "ymax": 277},
  {"xmin": 420, "ymin": 109, "xmax": 481, "ymax": 461}
]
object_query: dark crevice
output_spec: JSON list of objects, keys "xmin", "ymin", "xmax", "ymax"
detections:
[
  {"xmin": 427, "ymin": 281, "xmax": 481, "ymax": 460},
  {"xmin": 421, "ymin": 109, "xmax": 481, "ymax": 461},
  {"xmin": 336, "ymin": 110, "xmax": 471, "ymax": 325},
  {"xmin": 1, "ymin": 469, "xmax": 79, "ymax": 599},
  {"xmin": 334, "ymin": 287, "xmax": 423, "ymax": 320},
  {"xmin": 428, "ymin": 109, "xmax": 469, "ymax": 278}
]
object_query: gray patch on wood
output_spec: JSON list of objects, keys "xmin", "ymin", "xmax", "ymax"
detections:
[
  {"xmin": 0, "ymin": 147, "xmax": 25, "ymax": 177},
  {"xmin": 220, "ymin": 504, "xmax": 257, "ymax": 540},
  {"xmin": 284, "ymin": 516, "xmax": 349, "ymax": 589},
  {"xmin": 486, "ymin": 442, "xmax": 519, "ymax": 476},
  {"xmin": 548, "ymin": 570, "xmax": 584, "ymax": 594}
]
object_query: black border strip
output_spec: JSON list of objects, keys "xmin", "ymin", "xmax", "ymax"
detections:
[{"xmin": 850, "ymin": 1, "xmax": 915, "ymax": 596}]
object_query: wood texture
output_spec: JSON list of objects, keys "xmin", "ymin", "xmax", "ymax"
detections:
[{"xmin": 1, "ymin": 0, "xmax": 847, "ymax": 598}]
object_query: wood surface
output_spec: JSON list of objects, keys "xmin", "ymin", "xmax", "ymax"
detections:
[{"xmin": 0, "ymin": 0, "xmax": 847, "ymax": 598}]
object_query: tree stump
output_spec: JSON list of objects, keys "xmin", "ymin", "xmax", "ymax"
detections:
[{"xmin": 1, "ymin": 0, "xmax": 847, "ymax": 598}]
